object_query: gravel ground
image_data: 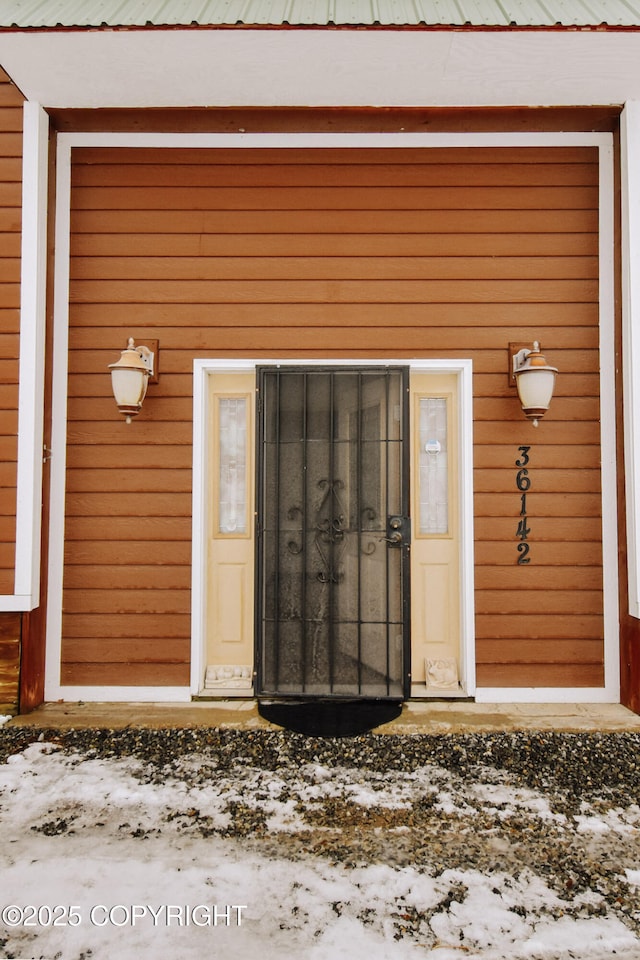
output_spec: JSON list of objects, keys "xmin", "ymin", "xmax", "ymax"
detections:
[{"xmin": 1, "ymin": 726, "xmax": 640, "ymax": 958}]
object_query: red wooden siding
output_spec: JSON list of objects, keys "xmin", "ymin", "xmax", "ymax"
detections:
[
  {"xmin": 0, "ymin": 68, "xmax": 23, "ymax": 712},
  {"xmin": 0, "ymin": 69, "xmax": 23, "ymax": 597},
  {"xmin": 63, "ymin": 144, "xmax": 602, "ymax": 688}
]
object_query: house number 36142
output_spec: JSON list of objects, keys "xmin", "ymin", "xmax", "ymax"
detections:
[{"xmin": 515, "ymin": 445, "xmax": 531, "ymax": 564}]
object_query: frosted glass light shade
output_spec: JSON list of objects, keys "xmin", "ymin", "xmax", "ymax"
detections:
[
  {"xmin": 513, "ymin": 342, "xmax": 558, "ymax": 427},
  {"xmin": 108, "ymin": 338, "xmax": 152, "ymax": 423},
  {"xmin": 516, "ymin": 367, "xmax": 556, "ymax": 414}
]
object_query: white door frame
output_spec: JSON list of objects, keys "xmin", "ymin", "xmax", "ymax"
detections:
[
  {"xmin": 41, "ymin": 129, "xmax": 617, "ymax": 703},
  {"xmin": 191, "ymin": 358, "xmax": 476, "ymax": 699}
]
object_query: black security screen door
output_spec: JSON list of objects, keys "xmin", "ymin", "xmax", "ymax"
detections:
[{"xmin": 256, "ymin": 367, "xmax": 410, "ymax": 699}]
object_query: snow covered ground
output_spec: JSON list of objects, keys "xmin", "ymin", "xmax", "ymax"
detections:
[{"xmin": 1, "ymin": 730, "xmax": 640, "ymax": 960}]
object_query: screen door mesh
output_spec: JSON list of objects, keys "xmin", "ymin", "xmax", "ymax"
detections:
[{"xmin": 256, "ymin": 367, "xmax": 410, "ymax": 698}]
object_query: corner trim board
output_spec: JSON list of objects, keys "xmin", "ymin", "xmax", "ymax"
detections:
[{"xmin": 4, "ymin": 103, "xmax": 49, "ymax": 611}]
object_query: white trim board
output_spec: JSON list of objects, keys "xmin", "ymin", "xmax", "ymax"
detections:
[
  {"xmin": 2, "ymin": 103, "xmax": 49, "ymax": 612},
  {"xmin": 190, "ymin": 358, "xmax": 476, "ymax": 700},
  {"xmin": 622, "ymin": 102, "xmax": 640, "ymax": 620},
  {"xmin": 44, "ymin": 129, "xmax": 618, "ymax": 704}
]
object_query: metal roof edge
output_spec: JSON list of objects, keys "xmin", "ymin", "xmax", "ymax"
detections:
[{"xmin": 1, "ymin": 22, "xmax": 640, "ymax": 32}]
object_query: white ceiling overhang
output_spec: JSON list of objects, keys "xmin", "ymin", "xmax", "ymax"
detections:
[{"xmin": 0, "ymin": 28, "xmax": 640, "ymax": 108}]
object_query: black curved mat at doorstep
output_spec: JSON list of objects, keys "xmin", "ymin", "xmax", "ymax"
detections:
[{"xmin": 258, "ymin": 699, "xmax": 402, "ymax": 737}]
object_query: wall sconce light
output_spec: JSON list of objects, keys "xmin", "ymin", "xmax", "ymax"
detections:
[
  {"xmin": 512, "ymin": 341, "xmax": 558, "ymax": 427},
  {"xmin": 108, "ymin": 338, "xmax": 157, "ymax": 424}
]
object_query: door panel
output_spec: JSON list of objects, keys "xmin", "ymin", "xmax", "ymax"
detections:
[
  {"xmin": 256, "ymin": 367, "xmax": 410, "ymax": 699},
  {"xmin": 205, "ymin": 374, "xmax": 255, "ymax": 691},
  {"xmin": 410, "ymin": 373, "xmax": 462, "ymax": 692}
]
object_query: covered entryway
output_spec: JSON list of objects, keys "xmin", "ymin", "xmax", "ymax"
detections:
[
  {"xmin": 40, "ymin": 132, "xmax": 616, "ymax": 708},
  {"xmin": 256, "ymin": 366, "xmax": 410, "ymax": 699}
]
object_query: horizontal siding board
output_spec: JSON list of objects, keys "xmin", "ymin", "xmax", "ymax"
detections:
[
  {"xmin": 65, "ymin": 493, "xmax": 193, "ymax": 517},
  {"xmin": 0, "ymin": 543, "xmax": 16, "ymax": 567},
  {"xmin": 0, "ymin": 354, "xmax": 20, "ymax": 379},
  {"xmin": 68, "ymin": 278, "xmax": 599, "ymax": 303},
  {"xmin": 473, "ymin": 517, "xmax": 603, "ymax": 540},
  {"xmin": 62, "ymin": 142, "xmax": 604, "ymax": 689},
  {"xmin": 69, "ymin": 185, "xmax": 599, "ymax": 211},
  {"xmin": 72, "ymin": 161, "xmax": 599, "ymax": 189},
  {"xmin": 474, "ymin": 566, "xmax": 604, "ymax": 590},
  {"xmin": 65, "ymin": 423, "xmax": 192, "ymax": 445},
  {"xmin": 0, "ymin": 489, "xmax": 18, "ymax": 517},
  {"xmin": 477, "ymin": 638, "xmax": 604, "ymax": 662},
  {"xmin": 62, "ymin": 589, "xmax": 190, "ymax": 615},
  {"xmin": 475, "ymin": 664, "xmax": 605, "ymax": 687},
  {"xmin": 0, "ymin": 383, "xmax": 20, "ymax": 407},
  {"xmin": 0, "ymin": 108, "xmax": 23, "ymax": 132},
  {"xmin": 71, "ymin": 255, "xmax": 599, "ymax": 282},
  {"xmin": 474, "ymin": 493, "xmax": 603, "ymax": 517},
  {"xmin": 64, "ymin": 517, "xmax": 192, "ymax": 540},
  {"xmin": 0, "ymin": 412, "xmax": 17, "ymax": 435},
  {"xmin": 0, "ymin": 334, "xmax": 19, "ymax": 354},
  {"xmin": 71, "ymin": 233, "xmax": 600, "ymax": 258},
  {"xmin": 0, "ymin": 80, "xmax": 28, "ymax": 107},
  {"xmin": 0, "ymin": 259, "xmax": 21, "ymax": 283},
  {"xmin": 0, "ymin": 183, "xmax": 22, "ymax": 207},
  {"xmin": 68, "ymin": 426, "xmax": 599, "ymax": 452},
  {"xmin": 64, "ymin": 542, "xmax": 193, "ymax": 565},
  {"xmin": 475, "ymin": 397, "xmax": 600, "ymax": 420},
  {"xmin": 474, "ymin": 541, "xmax": 602, "ymax": 565},
  {"xmin": 0, "ymin": 283, "xmax": 25, "ymax": 308},
  {"xmin": 66, "ymin": 398, "xmax": 192, "ymax": 422},
  {"xmin": 69, "ymin": 317, "xmax": 601, "ymax": 349},
  {"xmin": 74, "ymin": 354, "xmax": 581, "ymax": 384},
  {"xmin": 67, "ymin": 306, "xmax": 600, "ymax": 333},
  {"xmin": 62, "ymin": 613, "xmax": 191, "ymax": 638},
  {"xmin": 0, "ymin": 134, "xmax": 25, "ymax": 157},
  {"xmin": 476, "ymin": 614, "xmax": 604, "ymax": 640},
  {"xmin": 0, "ymin": 211, "xmax": 22, "ymax": 233},
  {"xmin": 64, "ymin": 444, "xmax": 193, "ymax": 469},
  {"xmin": 65, "ymin": 469, "xmax": 192, "ymax": 493},
  {"xmin": 473, "ymin": 468, "xmax": 601, "ymax": 494},
  {"xmin": 476, "ymin": 591, "xmax": 603, "ymax": 615},
  {"xmin": 0, "ymin": 518, "xmax": 16, "ymax": 542},
  {"xmin": 63, "ymin": 565, "xmax": 191, "ymax": 589},
  {"xmin": 60, "ymin": 663, "xmax": 190, "ymax": 686},
  {"xmin": 0, "ymin": 159, "xmax": 22, "ymax": 181},
  {"xmin": 70, "ymin": 209, "xmax": 600, "ymax": 234},
  {"xmin": 62, "ymin": 637, "xmax": 190, "ymax": 663},
  {"xmin": 473, "ymin": 422, "xmax": 601, "ymax": 445}
]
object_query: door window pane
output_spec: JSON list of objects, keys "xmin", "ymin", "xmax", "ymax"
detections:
[
  {"xmin": 418, "ymin": 397, "xmax": 448, "ymax": 535},
  {"xmin": 218, "ymin": 397, "xmax": 247, "ymax": 534}
]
